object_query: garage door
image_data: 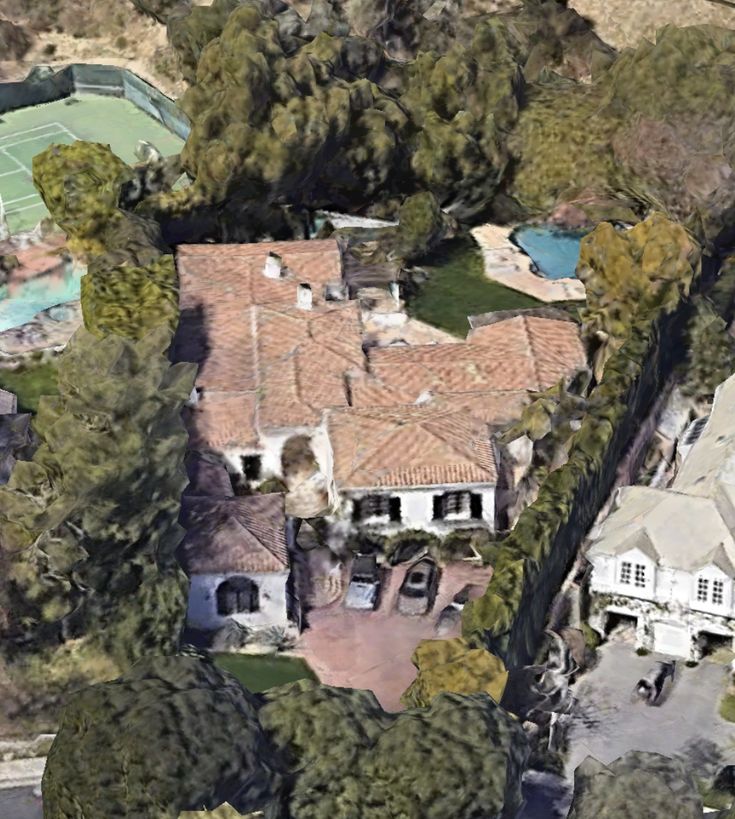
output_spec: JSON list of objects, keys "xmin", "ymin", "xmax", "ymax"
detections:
[{"xmin": 653, "ymin": 621, "xmax": 690, "ymax": 657}]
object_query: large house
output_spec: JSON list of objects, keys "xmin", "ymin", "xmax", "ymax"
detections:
[
  {"xmin": 172, "ymin": 240, "xmax": 588, "ymax": 535},
  {"xmin": 587, "ymin": 373, "xmax": 735, "ymax": 659}
]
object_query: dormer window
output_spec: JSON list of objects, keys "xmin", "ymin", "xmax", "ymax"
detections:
[
  {"xmin": 694, "ymin": 573, "xmax": 728, "ymax": 608},
  {"xmin": 634, "ymin": 564, "xmax": 646, "ymax": 588},
  {"xmin": 713, "ymin": 580, "xmax": 725, "ymax": 606}
]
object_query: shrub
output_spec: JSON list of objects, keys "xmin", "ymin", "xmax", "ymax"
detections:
[
  {"xmin": 115, "ymin": 35, "xmax": 128, "ymax": 50},
  {"xmin": 386, "ymin": 529, "xmax": 440, "ymax": 564}
]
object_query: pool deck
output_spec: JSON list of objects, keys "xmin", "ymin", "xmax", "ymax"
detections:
[{"xmin": 470, "ymin": 223, "xmax": 587, "ymax": 303}]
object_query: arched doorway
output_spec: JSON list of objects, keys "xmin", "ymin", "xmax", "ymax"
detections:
[{"xmin": 216, "ymin": 576, "xmax": 260, "ymax": 616}]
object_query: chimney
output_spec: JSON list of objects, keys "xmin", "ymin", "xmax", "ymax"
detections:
[
  {"xmin": 389, "ymin": 281, "xmax": 401, "ymax": 305},
  {"xmin": 297, "ymin": 282, "xmax": 313, "ymax": 310},
  {"xmin": 263, "ymin": 251, "xmax": 285, "ymax": 279}
]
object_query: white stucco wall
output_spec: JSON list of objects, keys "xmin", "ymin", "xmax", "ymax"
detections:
[
  {"xmin": 187, "ymin": 571, "xmax": 290, "ymax": 631},
  {"xmin": 327, "ymin": 484, "xmax": 496, "ymax": 547},
  {"xmin": 222, "ymin": 447, "xmax": 264, "ymax": 478},
  {"xmin": 590, "ymin": 551, "xmax": 735, "ymax": 617}
]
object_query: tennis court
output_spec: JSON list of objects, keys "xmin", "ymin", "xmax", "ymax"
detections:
[{"xmin": 0, "ymin": 93, "xmax": 185, "ymax": 234}]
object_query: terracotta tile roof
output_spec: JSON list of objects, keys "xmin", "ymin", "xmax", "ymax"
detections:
[
  {"xmin": 365, "ymin": 315, "xmax": 585, "ymax": 398},
  {"xmin": 327, "ymin": 405, "xmax": 498, "ymax": 490},
  {"xmin": 183, "ymin": 391, "xmax": 259, "ymax": 451},
  {"xmin": 173, "ymin": 305, "xmax": 258, "ymax": 392},
  {"xmin": 433, "ymin": 390, "xmax": 532, "ymax": 427},
  {"xmin": 176, "ymin": 239, "xmax": 343, "ymax": 312},
  {"xmin": 177, "ymin": 493, "xmax": 289, "ymax": 574},
  {"xmin": 466, "ymin": 315, "xmax": 586, "ymax": 388},
  {"xmin": 256, "ymin": 302, "xmax": 367, "ymax": 430}
]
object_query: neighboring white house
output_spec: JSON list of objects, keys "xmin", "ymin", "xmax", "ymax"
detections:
[
  {"xmin": 176, "ymin": 489, "xmax": 300, "ymax": 636},
  {"xmin": 587, "ymin": 372, "xmax": 735, "ymax": 659},
  {"xmin": 324, "ymin": 404, "xmax": 499, "ymax": 545}
]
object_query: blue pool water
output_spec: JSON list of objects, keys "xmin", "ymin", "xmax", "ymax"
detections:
[
  {"xmin": 0, "ymin": 266, "xmax": 84, "ymax": 332},
  {"xmin": 511, "ymin": 224, "xmax": 588, "ymax": 281}
]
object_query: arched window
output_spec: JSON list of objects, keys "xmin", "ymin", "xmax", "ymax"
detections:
[{"xmin": 216, "ymin": 576, "xmax": 260, "ymax": 616}]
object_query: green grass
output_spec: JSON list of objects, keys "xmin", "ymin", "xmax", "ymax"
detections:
[
  {"xmin": 407, "ymin": 236, "xmax": 543, "ymax": 337},
  {"xmin": 0, "ymin": 357, "xmax": 60, "ymax": 412},
  {"xmin": 720, "ymin": 691, "xmax": 735, "ymax": 723},
  {"xmin": 213, "ymin": 653, "xmax": 317, "ymax": 693}
]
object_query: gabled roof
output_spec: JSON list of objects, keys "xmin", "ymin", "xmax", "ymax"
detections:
[
  {"xmin": 256, "ymin": 302, "xmax": 367, "ymax": 431},
  {"xmin": 183, "ymin": 451, "xmax": 234, "ymax": 498},
  {"xmin": 587, "ymin": 485, "xmax": 735, "ymax": 575},
  {"xmin": 183, "ymin": 391, "xmax": 259, "ymax": 452},
  {"xmin": 176, "ymin": 239, "xmax": 343, "ymax": 313},
  {"xmin": 365, "ymin": 315, "xmax": 586, "ymax": 400},
  {"xmin": 177, "ymin": 493, "xmax": 289, "ymax": 575},
  {"xmin": 326, "ymin": 404, "xmax": 498, "ymax": 490}
]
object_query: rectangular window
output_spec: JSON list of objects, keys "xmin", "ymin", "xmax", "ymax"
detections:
[
  {"xmin": 619, "ymin": 561, "xmax": 632, "ymax": 585},
  {"xmin": 713, "ymin": 580, "xmax": 724, "ymax": 606},
  {"xmin": 355, "ymin": 495, "xmax": 393, "ymax": 521},
  {"xmin": 697, "ymin": 577, "xmax": 709, "ymax": 603},
  {"xmin": 442, "ymin": 491, "xmax": 471, "ymax": 518},
  {"xmin": 241, "ymin": 455, "xmax": 261, "ymax": 481},
  {"xmin": 634, "ymin": 564, "xmax": 646, "ymax": 588}
]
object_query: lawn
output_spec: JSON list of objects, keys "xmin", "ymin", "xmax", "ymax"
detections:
[
  {"xmin": 719, "ymin": 691, "xmax": 735, "ymax": 722},
  {"xmin": 0, "ymin": 357, "xmax": 60, "ymax": 413},
  {"xmin": 213, "ymin": 653, "xmax": 317, "ymax": 692},
  {"xmin": 407, "ymin": 235, "xmax": 543, "ymax": 337}
]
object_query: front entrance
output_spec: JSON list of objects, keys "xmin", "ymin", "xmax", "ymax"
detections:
[
  {"xmin": 604, "ymin": 611, "xmax": 638, "ymax": 643},
  {"xmin": 652, "ymin": 620, "xmax": 690, "ymax": 657}
]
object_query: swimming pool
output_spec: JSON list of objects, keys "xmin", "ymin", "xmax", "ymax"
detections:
[
  {"xmin": 510, "ymin": 224, "xmax": 589, "ymax": 281},
  {"xmin": 0, "ymin": 264, "xmax": 84, "ymax": 332}
]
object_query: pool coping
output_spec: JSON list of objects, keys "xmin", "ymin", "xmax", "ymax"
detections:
[{"xmin": 470, "ymin": 223, "xmax": 587, "ymax": 303}]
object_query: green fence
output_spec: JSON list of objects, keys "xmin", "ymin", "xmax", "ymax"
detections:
[{"xmin": 0, "ymin": 63, "xmax": 191, "ymax": 141}]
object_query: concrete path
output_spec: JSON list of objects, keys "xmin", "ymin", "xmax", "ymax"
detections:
[
  {"xmin": 0, "ymin": 756, "xmax": 46, "ymax": 790},
  {"xmin": 565, "ymin": 642, "xmax": 735, "ymax": 779},
  {"xmin": 470, "ymin": 223, "xmax": 587, "ymax": 303},
  {"xmin": 0, "ymin": 786, "xmax": 43, "ymax": 819}
]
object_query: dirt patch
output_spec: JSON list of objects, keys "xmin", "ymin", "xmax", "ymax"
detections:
[{"xmin": 0, "ymin": 3, "xmax": 185, "ymax": 98}]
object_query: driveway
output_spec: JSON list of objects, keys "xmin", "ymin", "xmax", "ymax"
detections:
[
  {"xmin": 0, "ymin": 787, "xmax": 43, "ymax": 819},
  {"xmin": 293, "ymin": 561, "xmax": 493, "ymax": 712},
  {"xmin": 565, "ymin": 642, "xmax": 735, "ymax": 779}
]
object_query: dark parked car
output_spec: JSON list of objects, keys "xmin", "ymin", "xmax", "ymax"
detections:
[
  {"xmin": 344, "ymin": 554, "xmax": 381, "ymax": 610},
  {"xmin": 435, "ymin": 584, "xmax": 484, "ymax": 635},
  {"xmin": 397, "ymin": 557, "xmax": 440, "ymax": 616}
]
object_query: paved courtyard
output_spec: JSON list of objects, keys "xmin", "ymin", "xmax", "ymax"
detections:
[
  {"xmin": 565, "ymin": 642, "xmax": 735, "ymax": 779},
  {"xmin": 293, "ymin": 561, "xmax": 493, "ymax": 712}
]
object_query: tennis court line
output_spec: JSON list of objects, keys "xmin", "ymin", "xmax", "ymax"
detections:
[
  {"xmin": 5, "ymin": 194, "xmax": 37, "ymax": 205},
  {"xmin": 0, "ymin": 122, "xmax": 64, "ymax": 143},
  {"xmin": 0, "ymin": 168, "xmax": 24, "ymax": 178},
  {"xmin": 5, "ymin": 201, "xmax": 45, "ymax": 215},
  {"xmin": 0, "ymin": 130, "xmax": 69, "ymax": 151},
  {"xmin": 0, "ymin": 147, "xmax": 30, "ymax": 176}
]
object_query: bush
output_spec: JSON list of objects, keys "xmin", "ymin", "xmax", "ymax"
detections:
[
  {"xmin": 720, "ymin": 692, "xmax": 735, "ymax": 723},
  {"xmin": 115, "ymin": 35, "xmax": 128, "ymax": 50},
  {"xmin": 635, "ymin": 647, "xmax": 650, "ymax": 656},
  {"xmin": 581, "ymin": 622, "xmax": 601, "ymax": 651},
  {"xmin": 386, "ymin": 529, "xmax": 440, "ymax": 564}
]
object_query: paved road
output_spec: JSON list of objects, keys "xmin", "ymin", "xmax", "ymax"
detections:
[
  {"xmin": 565, "ymin": 642, "xmax": 735, "ymax": 779},
  {"xmin": 0, "ymin": 786, "xmax": 43, "ymax": 819}
]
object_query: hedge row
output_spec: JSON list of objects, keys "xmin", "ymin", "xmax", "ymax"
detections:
[{"xmin": 461, "ymin": 221, "xmax": 703, "ymax": 668}]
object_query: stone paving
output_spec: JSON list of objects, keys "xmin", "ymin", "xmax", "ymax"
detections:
[
  {"xmin": 565, "ymin": 641, "xmax": 735, "ymax": 779},
  {"xmin": 470, "ymin": 223, "xmax": 587, "ymax": 303},
  {"xmin": 293, "ymin": 560, "xmax": 493, "ymax": 713}
]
